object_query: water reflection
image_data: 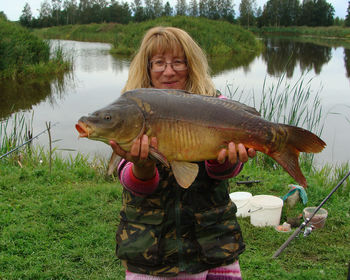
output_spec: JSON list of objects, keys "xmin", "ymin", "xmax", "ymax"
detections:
[
  {"xmin": 261, "ymin": 37, "xmax": 332, "ymax": 77},
  {"xmin": 344, "ymin": 48, "xmax": 350, "ymax": 78},
  {"xmin": 0, "ymin": 72, "xmax": 75, "ymax": 120}
]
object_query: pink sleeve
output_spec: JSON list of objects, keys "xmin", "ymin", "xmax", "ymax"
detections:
[
  {"xmin": 205, "ymin": 159, "xmax": 243, "ymax": 180},
  {"xmin": 117, "ymin": 159, "xmax": 159, "ymax": 196}
]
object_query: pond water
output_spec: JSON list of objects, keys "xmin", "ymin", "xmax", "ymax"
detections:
[{"xmin": 1, "ymin": 37, "xmax": 349, "ymax": 167}]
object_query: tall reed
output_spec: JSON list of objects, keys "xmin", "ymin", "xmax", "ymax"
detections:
[
  {"xmin": 226, "ymin": 72, "xmax": 324, "ymax": 170},
  {"xmin": 0, "ymin": 112, "xmax": 33, "ymax": 160}
]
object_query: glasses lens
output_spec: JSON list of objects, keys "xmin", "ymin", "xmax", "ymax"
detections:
[{"xmin": 150, "ymin": 60, "xmax": 187, "ymax": 72}]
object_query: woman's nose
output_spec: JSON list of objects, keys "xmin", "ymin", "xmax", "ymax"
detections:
[{"xmin": 162, "ymin": 63, "xmax": 176, "ymax": 75}]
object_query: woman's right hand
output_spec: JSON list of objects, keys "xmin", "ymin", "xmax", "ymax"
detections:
[{"xmin": 109, "ymin": 135, "xmax": 158, "ymax": 180}]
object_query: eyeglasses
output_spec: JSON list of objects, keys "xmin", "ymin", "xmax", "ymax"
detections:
[{"xmin": 149, "ymin": 59, "xmax": 187, "ymax": 72}]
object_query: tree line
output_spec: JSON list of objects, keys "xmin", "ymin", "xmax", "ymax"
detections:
[{"xmin": 17, "ymin": 0, "xmax": 349, "ymax": 29}]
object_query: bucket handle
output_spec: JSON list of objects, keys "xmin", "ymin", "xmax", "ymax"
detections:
[{"xmin": 248, "ymin": 206, "xmax": 263, "ymax": 213}]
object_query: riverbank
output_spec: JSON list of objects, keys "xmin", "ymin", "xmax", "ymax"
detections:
[
  {"xmin": 33, "ymin": 16, "xmax": 263, "ymax": 58},
  {"xmin": 251, "ymin": 26, "xmax": 350, "ymax": 48},
  {"xmin": 0, "ymin": 18, "xmax": 72, "ymax": 80},
  {"xmin": 0, "ymin": 149, "xmax": 349, "ymax": 279}
]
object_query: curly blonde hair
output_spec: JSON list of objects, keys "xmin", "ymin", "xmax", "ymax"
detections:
[{"xmin": 122, "ymin": 26, "xmax": 216, "ymax": 96}]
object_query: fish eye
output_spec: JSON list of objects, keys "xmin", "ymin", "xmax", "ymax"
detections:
[{"xmin": 104, "ymin": 114, "xmax": 112, "ymax": 121}]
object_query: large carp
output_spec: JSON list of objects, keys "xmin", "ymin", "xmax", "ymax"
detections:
[{"xmin": 76, "ymin": 88, "xmax": 326, "ymax": 188}]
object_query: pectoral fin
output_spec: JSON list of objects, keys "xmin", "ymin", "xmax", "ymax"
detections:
[
  {"xmin": 107, "ymin": 152, "xmax": 122, "ymax": 176},
  {"xmin": 170, "ymin": 161, "xmax": 199, "ymax": 189}
]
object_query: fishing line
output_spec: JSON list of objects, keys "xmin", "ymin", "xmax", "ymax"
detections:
[
  {"xmin": 0, "ymin": 122, "xmax": 59, "ymax": 160},
  {"xmin": 273, "ymin": 169, "xmax": 350, "ymax": 258}
]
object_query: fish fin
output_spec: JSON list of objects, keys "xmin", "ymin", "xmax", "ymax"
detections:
[
  {"xmin": 269, "ymin": 125, "xmax": 326, "ymax": 188},
  {"xmin": 149, "ymin": 147, "xmax": 170, "ymax": 168},
  {"xmin": 227, "ymin": 99, "xmax": 261, "ymax": 116},
  {"xmin": 270, "ymin": 145, "xmax": 308, "ymax": 187},
  {"xmin": 170, "ymin": 161, "xmax": 199, "ymax": 189},
  {"xmin": 284, "ymin": 124, "xmax": 326, "ymax": 153},
  {"xmin": 107, "ymin": 152, "xmax": 122, "ymax": 176}
]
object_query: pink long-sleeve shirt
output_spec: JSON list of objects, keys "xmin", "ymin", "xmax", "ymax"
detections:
[{"xmin": 118, "ymin": 159, "xmax": 243, "ymax": 196}]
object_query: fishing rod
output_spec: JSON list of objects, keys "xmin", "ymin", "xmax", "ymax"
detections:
[
  {"xmin": 273, "ymin": 169, "xmax": 350, "ymax": 258},
  {"xmin": 0, "ymin": 122, "xmax": 58, "ymax": 160}
]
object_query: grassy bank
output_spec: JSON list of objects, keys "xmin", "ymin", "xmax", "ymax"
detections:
[
  {"xmin": 0, "ymin": 146, "xmax": 349, "ymax": 279},
  {"xmin": 0, "ymin": 18, "xmax": 72, "ymax": 80},
  {"xmin": 33, "ymin": 16, "xmax": 263, "ymax": 57},
  {"xmin": 251, "ymin": 26, "xmax": 350, "ymax": 41}
]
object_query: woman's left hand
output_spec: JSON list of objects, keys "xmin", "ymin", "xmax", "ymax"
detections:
[{"xmin": 217, "ymin": 142, "xmax": 256, "ymax": 164}]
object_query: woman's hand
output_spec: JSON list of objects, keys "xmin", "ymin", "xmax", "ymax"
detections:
[
  {"xmin": 216, "ymin": 142, "xmax": 256, "ymax": 164},
  {"xmin": 109, "ymin": 135, "xmax": 158, "ymax": 180}
]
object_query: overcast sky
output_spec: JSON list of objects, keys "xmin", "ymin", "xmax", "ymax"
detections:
[{"xmin": 0, "ymin": 0, "xmax": 347, "ymax": 21}]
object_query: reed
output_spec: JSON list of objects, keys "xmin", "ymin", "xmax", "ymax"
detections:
[
  {"xmin": 226, "ymin": 71, "xmax": 324, "ymax": 170},
  {"xmin": 0, "ymin": 112, "xmax": 33, "ymax": 161}
]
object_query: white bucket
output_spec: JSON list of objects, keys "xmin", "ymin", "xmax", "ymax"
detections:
[
  {"xmin": 229, "ymin": 192, "xmax": 252, "ymax": 217},
  {"xmin": 249, "ymin": 195, "xmax": 283, "ymax": 227}
]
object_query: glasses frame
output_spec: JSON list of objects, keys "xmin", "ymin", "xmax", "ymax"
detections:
[{"xmin": 149, "ymin": 59, "xmax": 187, "ymax": 72}]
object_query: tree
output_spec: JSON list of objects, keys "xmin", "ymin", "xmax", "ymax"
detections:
[
  {"xmin": 346, "ymin": 1, "xmax": 350, "ymax": 27},
  {"xmin": 20, "ymin": 3, "xmax": 33, "ymax": 27},
  {"xmin": 62, "ymin": 0, "xmax": 78, "ymax": 24},
  {"xmin": 163, "ymin": 1, "xmax": 173, "ymax": 16},
  {"xmin": 176, "ymin": 0, "xmax": 187, "ymax": 15},
  {"xmin": 199, "ymin": 0, "xmax": 209, "ymax": 17},
  {"xmin": 218, "ymin": 0, "xmax": 235, "ymax": 22},
  {"xmin": 189, "ymin": 0, "xmax": 198, "ymax": 17},
  {"xmin": 239, "ymin": 0, "xmax": 256, "ymax": 27},
  {"xmin": 51, "ymin": 0, "xmax": 62, "ymax": 25},
  {"xmin": 39, "ymin": 0, "xmax": 53, "ymax": 26},
  {"xmin": 299, "ymin": 0, "xmax": 334, "ymax": 26},
  {"xmin": 152, "ymin": 0, "xmax": 164, "ymax": 17},
  {"xmin": 132, "ymin": 0, "xmax": 146, "ymax": 21}
]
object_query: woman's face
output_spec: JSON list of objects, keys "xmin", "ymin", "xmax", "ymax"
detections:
[{"xmin": 149, "ymin": 51, "xmax": 188, "ymax": 90}]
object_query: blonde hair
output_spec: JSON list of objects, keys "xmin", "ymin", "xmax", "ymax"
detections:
[{"xmin": 122, "ymin": 26, "xmax": 216, "ymax": 96}]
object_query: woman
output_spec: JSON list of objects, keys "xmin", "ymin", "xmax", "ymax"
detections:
[{"xmin": 110, "ymin": 26, "xmax": 255, "ymax": 279}]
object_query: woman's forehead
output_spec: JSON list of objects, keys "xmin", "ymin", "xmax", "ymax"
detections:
[{"xmin": 148, "ymin": 40, "xmax": 184, "ymax": 58}]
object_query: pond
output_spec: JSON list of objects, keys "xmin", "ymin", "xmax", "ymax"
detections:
[{"xmin": 1, "ymin": 37, "xmax": 349, "ymax": 167}]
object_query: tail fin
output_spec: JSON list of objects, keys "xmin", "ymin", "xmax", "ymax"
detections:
[{"xmin": 269, "ymin": 125, "xmax": 326, "ymax": 187}]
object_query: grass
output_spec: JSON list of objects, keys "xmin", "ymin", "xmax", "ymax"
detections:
[
  {"xmin": 33, "ymin": 16, "xmax": 263, "ymax": 57},
  {"xmin": 0, "ymin": 18, "xmax": 72, "ymax": 80},
  {"xmin": 0, "ymin": 148, "xmax": 349, "ymax": 279}
]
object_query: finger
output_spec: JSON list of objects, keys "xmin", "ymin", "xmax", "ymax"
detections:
[
  {"xmin": 150, "ymin": 137, "xmax": 158, "ymax": 149},
  {"xmin": 109, "ymin": 140, "xmax": 127, "ymax": 158},
  {"xmin": 237, "ymin": 143, "xmax": 248, "ymax": 163},
  {"xmin": 227, "ymin": 142, "xmax": 237, "ymax": 164},
  {"xmin": 139, "ymin": 135, "xmax": 149, "ymax": 160},
  {"xmin": 217, "ymin": 148, "xmax": 227, "ymax": 164},
  {"xmin": 130, "ymin": 138, "xmax": 141, "ymax": 161},
  {"xmin": 247, "ymin": 148, "xmax": 256, "ymax": 158}
]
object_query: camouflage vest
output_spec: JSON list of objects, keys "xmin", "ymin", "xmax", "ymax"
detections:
[{"xmin": 116, "ymin": 161, "xmax": 245, "ymax": 277}]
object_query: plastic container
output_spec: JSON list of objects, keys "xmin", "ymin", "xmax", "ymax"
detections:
[
  {"xmin": 303, "ymin": 207, "xmax": 328, "ymax": 229},
  {"xmin": 249, "ymin": 195, "xmax": 284, "ymax": 227},
  {"xmin": 229, "ymin": 192, "xmax": 252, "ymax": 217}
]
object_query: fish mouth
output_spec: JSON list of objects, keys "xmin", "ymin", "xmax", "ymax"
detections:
[{"xmin": 75, "ymin": 121, "xmax": 91, "ymax": 138}]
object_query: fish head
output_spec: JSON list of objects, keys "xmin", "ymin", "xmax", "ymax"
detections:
[{"xmin": 76, "ymin": 101, "xmax": 144, "ymax": 149}]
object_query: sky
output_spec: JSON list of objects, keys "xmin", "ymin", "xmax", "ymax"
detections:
[{"xmin": 0, "ymin": 0, "xmax": 347, "ymax": 21}]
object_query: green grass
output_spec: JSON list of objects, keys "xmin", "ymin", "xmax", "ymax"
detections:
[
  {"xmin": 251, "ymin": 26, "xmax": 350, "ymax": 40},
  {"xmin": 33, "ymin": 16, "xmax": 263, "ymax": 57},
  {"xmin": 0, "ymin": 150, "xmax": 349, "ymax": 279},
  {"xmin": 0, "ymin": 18, "xmax": 72, "ymax": 80}
]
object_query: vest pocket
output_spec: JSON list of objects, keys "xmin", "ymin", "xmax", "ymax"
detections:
[
  {"xmin": 194, "ymin": 202, "xmax": 243, "ymax": 264},
  {"xmin": 116, "ymin": 205, "xmax": 165, "ymax": 265}
]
